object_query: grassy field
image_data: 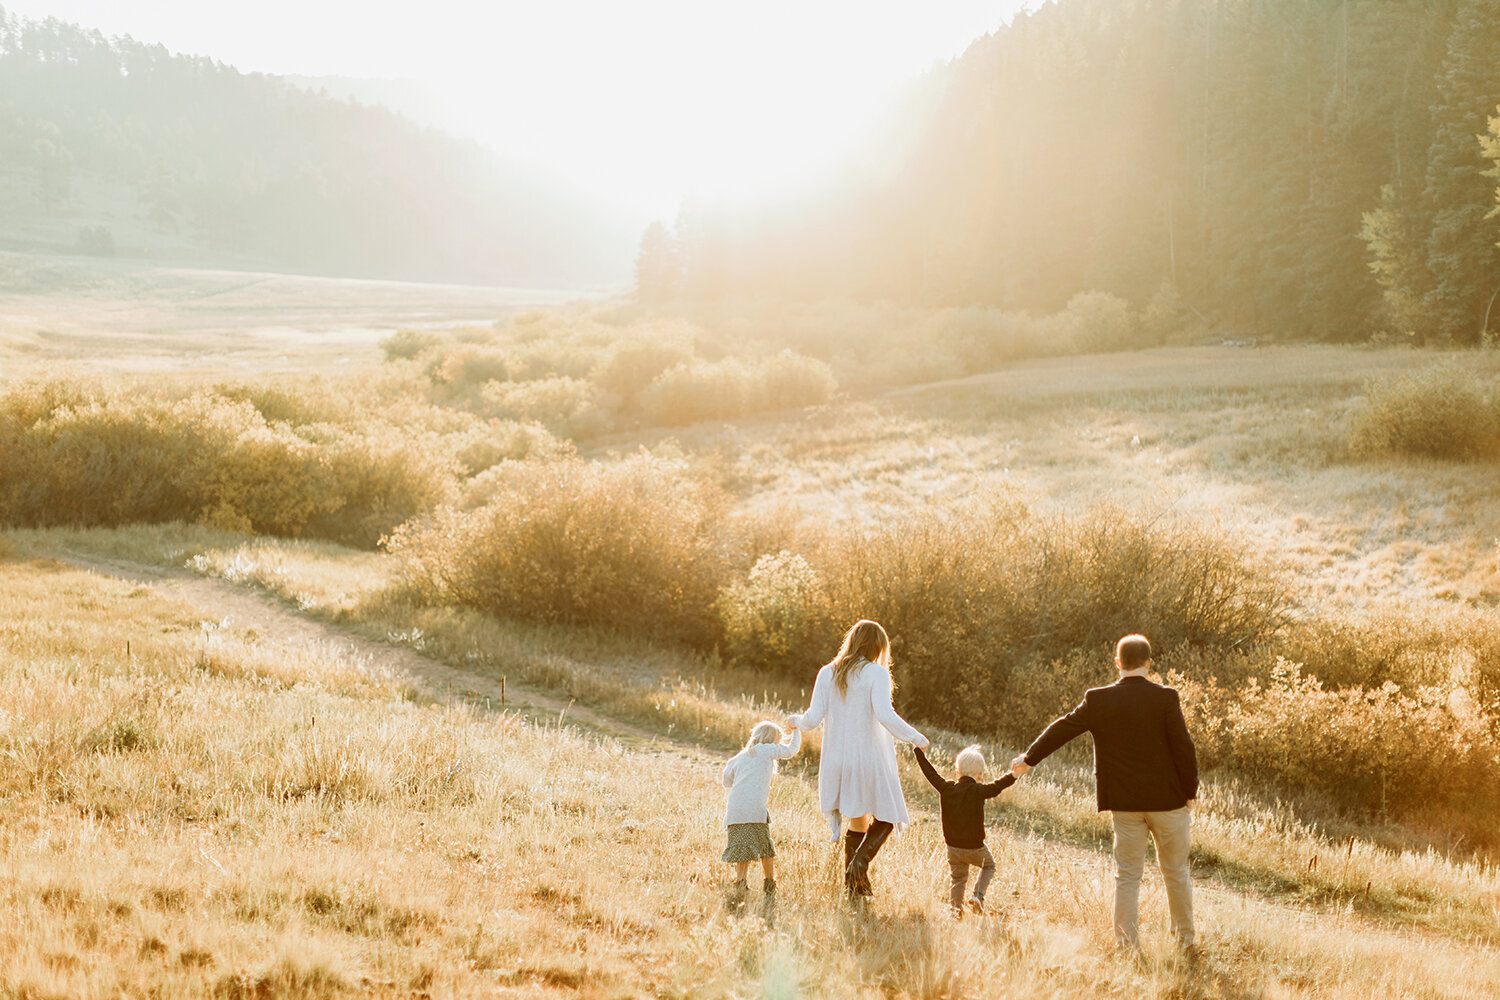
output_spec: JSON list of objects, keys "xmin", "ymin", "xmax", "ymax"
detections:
[
  {"xmin": 4, "ymin": 270, "xmax": 1500, "ymax": 996},
  {"xmin": 3, "ymin": 550, "xmax": 1499, "ymax": 999},
  {"xmin": 0, "ymin": 251, "xmax": 577, "ymax": 376},
  {"xmin": 627, "ymin": 344, "xmax": 1500, "ymax": 608}
]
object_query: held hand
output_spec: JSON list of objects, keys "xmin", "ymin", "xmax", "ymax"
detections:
[
  {"xmin": 914, "ymin": 734, "xmax": 930, "ymax": 750},
  {"xmin": 788, "ymin": 714, "xmax": 803, "ymax": 730},
  {"xmin": 1009, "ymin": 754, "xmax": 1031, "ymax": 776}
]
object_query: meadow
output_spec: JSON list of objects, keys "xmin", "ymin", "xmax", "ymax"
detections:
[{"xmin": 3, "ymin": 277, "xmax": 1500, "ymax": 997}]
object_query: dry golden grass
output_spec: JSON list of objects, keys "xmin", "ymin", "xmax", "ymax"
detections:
[
  {"xmin": 7, "ymin": 336, "xmax": 1500, "ymax": 995},
  {"xmin": 15, "ymin": 525, "xmax": 1500, "ymax": 936},
  {"xmin": 3, "ymin": 552, "xmax": 1499, "ymax": 999},
  {"xmin": 636, "ymin": 345, "xmax": 1500, "ymax": 609}
]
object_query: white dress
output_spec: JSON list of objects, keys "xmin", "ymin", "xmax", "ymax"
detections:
[{"xmin": 791, "ymin": 657, "xmax": 926, "ymax": 841}]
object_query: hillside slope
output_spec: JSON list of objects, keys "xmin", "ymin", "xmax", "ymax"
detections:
[{"xmin": 0, "ymin": 6, "xmax": 636, "ymax": 289}]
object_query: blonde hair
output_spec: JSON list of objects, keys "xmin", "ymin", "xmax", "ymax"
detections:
[
  {"xmin": 955, "ymin": 745, "xmax": 986, "ymax": 777},
  {"xmin": 828, "ymin": 619, "xmax": 892, "ymax": 696},
  {"xmin": 749, "ymin": 721, "xmax": 784, "ymax": 746}
]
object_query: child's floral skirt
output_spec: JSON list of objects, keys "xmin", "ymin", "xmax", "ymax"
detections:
[{"xmin": 722, "ymin": 822, "xmax": 775, "ymax": 862}]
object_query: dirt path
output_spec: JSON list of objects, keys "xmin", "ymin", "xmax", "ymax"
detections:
[{"xmin": 51, "ymin": 549, "xmax": 677, "ymax": 752}]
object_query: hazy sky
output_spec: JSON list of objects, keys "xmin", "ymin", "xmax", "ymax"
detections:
[{"xmin": 6, "ymin": 1, "xmax": 1036, "ymax": 219}]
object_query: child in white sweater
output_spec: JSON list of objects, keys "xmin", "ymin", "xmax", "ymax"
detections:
[{"xmin": 722, "ymin": 720, "xmax": 802, "ymax": 898}]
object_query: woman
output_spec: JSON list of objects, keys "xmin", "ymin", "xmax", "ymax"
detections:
[{"xmin": 791, "ymin": 619, "xmax": 928, "ymax": 898}]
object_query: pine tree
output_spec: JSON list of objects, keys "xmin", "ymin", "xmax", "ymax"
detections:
[
  {"xmin": 1419, "ymin": 0, "xmax": 1500, "ymax": 343},
  {"xmin": 1479, "ymin": 107, "xmax": 1500, "ymax": 335}
]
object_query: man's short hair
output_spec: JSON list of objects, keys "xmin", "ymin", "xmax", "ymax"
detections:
[
  {"xmin": 1116, "ymin": 634, "xmax": 1152, "ymax": 670},
  {"xmin": 955, "ymin": 744, "xmax": 986, "ymax": 777}
]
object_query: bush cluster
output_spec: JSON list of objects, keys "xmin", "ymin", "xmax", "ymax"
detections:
[
  {"xmin": 389, "ymin": 455, "xmax": 727, "ymax": 645},
  {"xmin": 396, "ymin": 474, "xmax": 1291, "ymax": 738},
  {"xmin": 388, "ymin": 316, "xmax": 835, "ymax": 436},
  {"xmin": 1176, "ymin": 661, "xmax": 1500, "ymax": 844},
  {"xmin": 382, "ymin": 293, "xmax": 1192, "ymax": 441},
  {"xmin": 639, "ymin": 353, "xmax": 837, "ymax": 426},
  {"xmin": 0, "ymin": 379, "xmax": 455, "ymax": 547},
  {"xmin": 1277, "ymin": 605, "xmax": 1500, "ymax": 713},
  {"xmin": 1348, "ymin": 361, "xmax": 1500, "ymax": 460},
  {"xmin": 720, "ymin": 500, "xmax": 1290, "ymax": 734}
]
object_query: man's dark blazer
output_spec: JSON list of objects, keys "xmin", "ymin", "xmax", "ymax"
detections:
[{"xmin": 1022, "ymin": 674, "xmax": 1198, "ymax": 813}]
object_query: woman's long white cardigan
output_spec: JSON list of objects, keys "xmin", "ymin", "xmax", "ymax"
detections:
[{"xmin": 791, "ymin": 658, "xmax": 926, "ymax": 841}]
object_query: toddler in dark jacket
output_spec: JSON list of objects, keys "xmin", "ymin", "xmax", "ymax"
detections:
[{"xmin": 913, "ymin": 743, "xmax": 1018, "ymax": 916}]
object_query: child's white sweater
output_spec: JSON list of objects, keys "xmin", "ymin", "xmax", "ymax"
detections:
[{"xmin": 721, "ymin": 730, "xmax": 802, "ymax": 826}]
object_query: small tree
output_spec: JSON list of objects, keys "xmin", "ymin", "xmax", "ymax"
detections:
[
  {"xmin": 1360, "ymin": 185, "xmax": 1428, "ymax": 339},
  {"xmin": 1481, "ymin": 108, "xmax": 1500, "ymax": 339}
]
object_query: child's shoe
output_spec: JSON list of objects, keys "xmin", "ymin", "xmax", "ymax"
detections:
[
  {"xmin": 762, "ymin": 878, "xmax": 776, "ymax": 895},
  {"xmin": 967, "ymin": 896, "xmax": 985, "ymax": 915}
]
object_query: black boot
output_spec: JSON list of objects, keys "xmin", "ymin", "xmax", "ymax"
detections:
[
  {"xmin": 843, "ymin": 831, "xmax": 862, "ymax": 895},
  {"xmin": 847, "ymin": 821, "xmax": 894, "ymax": 898}
]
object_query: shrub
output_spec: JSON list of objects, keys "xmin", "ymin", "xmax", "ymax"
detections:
[
  {"xmin": 758, "ymin": 351, "xmax": 838, "ymax": 411},
  {"xmin": 0, "ymin": 380, "xmax": 454, "ymax": 547},
  {"xmin": 1348, "ymin": 361, "xmax": 1500, "ymax": 460},
  {"xmin": 1279, "ymin": 605, "xmax": 1500, "ymax": 715},
  {"xmin": 1142, "ymin": 280, "xmax": 1191, "ymax": 344},
  {"xmin": 751, "ymin": 499, "xmax": 1294, "ymax": 735},
  {"xmin": 424, "ymin": 344, "xmax": 511, "ymax": 406},
  {"xmin": 197, "ymin": 424, "xmax": 341, "ymax": 535},
  {"xmin": 478, "ymin": 376, "xmax": 607, "ymax": 438},
  {"xmin": 450, "ymin": 419, "xmax": 569, "ymax": 477},
  {"xmin": 640, "ymin": 359, "xmax": 755, "ymax": 425},
  {"xmin": 389, "ymin": 455, "xmax": 727, "ymax": 646},
  {"xmin": 309, "ymin": 436, "xmax": 457, "ymax": 548},
  {"xmin": 640, "ymin": 353, "xmax": 836, "ymax": 426},
  {"xmin": 501, "ymin": 339, "xmax": 602, "ymax": 382},
  {"xmin": 1176, "ymin": 660, "xmax": 1500, "ymax": 842},
  {"xmin": 923, "ymin": 307, "xmax": 1065, "ymax": 375},
  {"xmin": 1063, "ymin": 290, "xmax": 1140, "ymax": 353},
  {"xmin": 379, "ymin": 329, "xmax": 444, "ymax": 361},
  {"xmin": 717, "ymin": 551, "xmax": 830, "ymax": 672},
  {"xmin": 594, "ymin": 335, "xmax": 696, "ymax": 404},
  {"xmin": 75, "ymin": 224, "xmax": 115, "ymax": 256}
]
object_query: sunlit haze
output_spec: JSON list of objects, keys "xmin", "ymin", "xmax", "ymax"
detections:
[{"xmin": 4, "ymin": 0, "xmax": 1034, "ymax": 219}]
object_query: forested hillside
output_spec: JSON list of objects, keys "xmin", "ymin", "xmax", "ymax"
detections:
[
  {"xmin": 672, "ymin": 0, "xmax": 1500, "ymax": 344},
  {"xmin": 0, "ymin": 6, "xmax": 634, "ymax": 288}
]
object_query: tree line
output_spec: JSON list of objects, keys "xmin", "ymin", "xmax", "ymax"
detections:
[{"xmin": 643, "ymin": 0, "xmax": 1500, "ymax": 345}]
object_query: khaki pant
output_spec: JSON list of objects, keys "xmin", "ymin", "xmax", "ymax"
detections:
[
  {"xmin": 1111, "ymin": 807, "xmax": 1193, "ymax": 948},
  {"xmin": 946, "ymin": 844, "xmax": 995, "ymax": 910}
]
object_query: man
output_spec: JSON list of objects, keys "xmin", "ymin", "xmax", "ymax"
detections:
[{"xmin": 1011, "ymin": 634, "xmax": 1198, "ymax": 953}]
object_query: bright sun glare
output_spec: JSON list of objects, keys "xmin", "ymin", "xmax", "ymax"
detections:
[{"xmin": 5, "ymin": 0, "xmax": 1031, "ymax": 218}]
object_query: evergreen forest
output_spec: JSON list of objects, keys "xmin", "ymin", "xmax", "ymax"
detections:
[{"xmin": 657, "ymin": 0, "xmax": 1500, "ymax": 345}]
